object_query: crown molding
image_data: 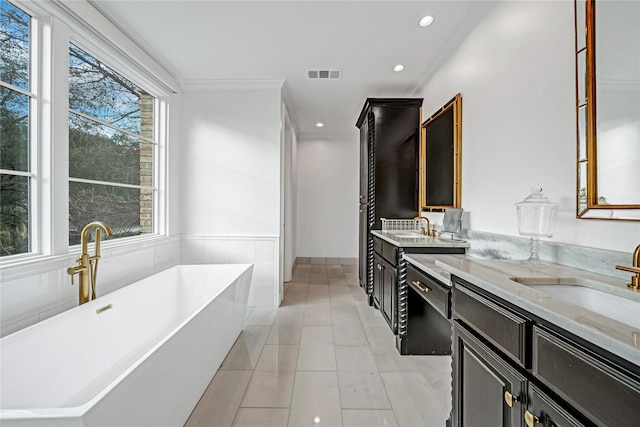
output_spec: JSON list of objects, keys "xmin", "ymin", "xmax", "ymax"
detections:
[{"xmin": 180, "ymin": 79, "xmax": 285, "ymax": 91}]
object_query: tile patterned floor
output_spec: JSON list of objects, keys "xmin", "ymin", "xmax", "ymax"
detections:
[{"xmin": 185, "ymin": 263, "xmax": 452, "ymax": 427}]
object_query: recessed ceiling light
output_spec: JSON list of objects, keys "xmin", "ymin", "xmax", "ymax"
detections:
[
  {"xmin": 316, "ymin": 122, "xmax": 324, "ymax": 127},
  {"xmin": 393, "ymin": 64, "xmax": 404, "ymax": 72},
  {"xmin": 419, "ymin": 15, "xmax": 434, "ymax": 27}
]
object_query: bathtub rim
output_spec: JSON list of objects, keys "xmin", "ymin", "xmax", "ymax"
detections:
[{"xmin": 0, "ymin": 263, "xmax": 253, "ymax": 421}]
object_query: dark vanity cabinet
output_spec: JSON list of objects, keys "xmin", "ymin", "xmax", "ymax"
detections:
[
  {"xmin": 372, "ymin": 235, "xmax": 465, "ymax": 354},
  {"xmin": 451, "ymin": 276, "xmax": 640, "ymax": 427},
  {"xmin": 356, "ymin": 98, "xmax": 423, "ymax": 298}
]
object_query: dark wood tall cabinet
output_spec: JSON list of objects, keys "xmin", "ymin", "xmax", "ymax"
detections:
[{"xmin": 356, "ymin": 98, "xmax": 423, "ymax": 301}]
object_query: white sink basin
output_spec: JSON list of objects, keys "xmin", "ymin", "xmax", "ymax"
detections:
[
  {"xmin": 393, "ymin": 233, "xmax": 426, "ymax": 239},
  {"xmin": 516, "ymin": 280, "xmax": 640, "ymax": 329}
]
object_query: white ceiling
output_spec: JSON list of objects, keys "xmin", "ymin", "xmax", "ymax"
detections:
[{"xmin": 91, "ymin": 0, "xmax": 493, "ymax": 136}]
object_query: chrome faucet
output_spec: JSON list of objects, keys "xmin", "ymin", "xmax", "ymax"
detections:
[
  {"xmin": 413, "ymin": 216, "xmax": 435, "ymax": 237},
  {"xmin": 67, "ymin": 221, "xmax": 112, "ymax": 304},
  {"xmin": 616, "ymin": 244, "xmax": 640, "ymax": 291}
]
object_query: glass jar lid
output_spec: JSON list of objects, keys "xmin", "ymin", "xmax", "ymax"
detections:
[
  {"xmin": 515, "ymin": 187, "xmax": 559, "ymax": 208},
  {"xmin": 515, "ymin": 187, "xmax": 559, "ymax": 237}
]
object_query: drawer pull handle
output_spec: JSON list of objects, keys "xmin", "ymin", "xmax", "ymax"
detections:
[
  {"xmin": 377, "ymin": 264, "xmax": 382, "ymax": 270},
  {"xmin": 504, "ymin": 391, "xmax": 518, "ymax": 408},
  {"xmin": 412, "ymin": 280, "xmax": 430, "ymax": 292},
  {"xmin": 524, "ymin": 410, "xmax": 539, "ymax": 427}
]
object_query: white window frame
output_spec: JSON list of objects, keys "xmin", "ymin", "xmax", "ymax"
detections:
[
  {"xmin": 0, "ymin": 0, "xmax": 173, "ymax": 278},
  {"xmin": 66, "ymin": 41, "xmax": 161, "ymax": 244},
  {"xmin": 0, "ymin": 0, "xmax": 39, "ymax": 261}
]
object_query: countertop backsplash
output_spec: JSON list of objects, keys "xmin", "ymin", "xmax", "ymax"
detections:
[{"xmin": 462, "ymin": 229, "xmax": 631, "ymax": 281}]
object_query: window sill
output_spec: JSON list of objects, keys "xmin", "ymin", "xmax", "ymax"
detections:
[{"xmin": 0, "ymin": 234, "xmax": 179, "ymax": 282}]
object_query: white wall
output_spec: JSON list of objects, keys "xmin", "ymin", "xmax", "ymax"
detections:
[
  {"xmin": 179, "ymin": 84, "xmax": 284, "ymax": 306},
  {"xmin": 416, "ymin": 0, "xmax": 639, "ymax": 252},
  {"xmin": 296, "ymin": 133, "xmax": 359, "ymax": 258}
]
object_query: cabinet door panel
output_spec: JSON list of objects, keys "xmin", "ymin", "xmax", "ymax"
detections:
[
  {"xmin": 454, "ymin": 324, "xmax": 525, "ymax": 427},
  {"xmin": 372, "ymin": 252, "xmax": 382, "ymax": 308},
  {"xmin": 381, "ymin": 257, "xmax": 396, "ymax": 332},
  {"xmin": 527, "ymin": 383, "xmax": 588, "ymax": 427},
  {"xmin": 359, "ymin": 208, "xmax": 368, "ymax": 289}
]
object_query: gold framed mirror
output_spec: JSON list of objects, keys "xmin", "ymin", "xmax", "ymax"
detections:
[
  {"xmin": 419, "ymin": 93, "xmax": 462, "ymax": 211},
  {"xmin": 575, "ymin": 0, "xmax": 640, "ymax": 220}
]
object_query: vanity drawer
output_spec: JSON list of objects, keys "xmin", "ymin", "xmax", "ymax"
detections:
[
  {"xmin": 406, "ymin": 264, "xmax": 450, "ymax": 318},
  {"xmin": 373, "ymin": 236, "xmax": 398, "ymax": 265},
  {"xmin": 453, "ymin": 283, "xmax": 530, "ymax": 367},
  {"xmin": 532, "ymin": 326, "xmax": 640, "ymax": 426}
]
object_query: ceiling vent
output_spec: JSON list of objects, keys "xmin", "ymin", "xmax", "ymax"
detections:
[{"xmin": 308, "ymin": 69, "xmax": 342, "ymax": 79}]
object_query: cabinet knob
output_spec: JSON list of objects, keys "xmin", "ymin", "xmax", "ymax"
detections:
[
  {"xmin": 504, "ymin": 391, "xmax": 518, "ymax": 408},
  {"xmin": 524, "ymin": 410, "xmax": 539, "ymax": 427}
]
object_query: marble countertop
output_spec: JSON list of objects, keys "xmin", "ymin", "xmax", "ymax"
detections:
[
  {"xmin": 403, "ymin": 253, "xmax": 640, "ymax": 367},
  {"xmin": 371, "ymin": 230, "xmax": 470, "ymax": 249}
]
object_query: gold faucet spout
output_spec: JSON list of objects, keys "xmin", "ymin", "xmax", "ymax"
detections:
[
  {"xmin": 67, "ymin": 221, "xmax": 112, "ymax": 304},
  {"xmin": 413, "ymin": 216, "xmax": 434, "ymax": 236},
  {"xmin": 615, "ymin": 244, "xmax": 640, "ymax": 291},
  {"xmin": 81, "ymin": 221, "xmax": 112, "ymax": 258}
]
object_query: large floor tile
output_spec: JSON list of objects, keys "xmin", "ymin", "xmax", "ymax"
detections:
[
  {"xmin": 333, "ymin": 322, "xmax": 367, "ymax": 346},
  {"xmin": 232, "ymin": 408, "xmax": 289, "ymax": 427},
  {"xmin": 297, "ymin": 341, "xmax": 337, "ymax": 371},
  {"xmin": 303, "ymin": 308, "xmax": 333, "ymax": 326},
  {"xmin": 245, "ymin": 307, "xmax": 278, "ymax": 326},
  {"xmin": 335, "ymin": 345, "xmax": 377, "ymax": 373},
  {"xmin": 337, "ymin": 371, "xmax": 391, "ymax": 409},
  {"xmin": 255, "ymin": 344, "xmax": 299, "ymax": 373},
  {"xmin": 282, "ymin": 291, "xmax": 308, "ymax": 306},
  {"xmin": 329, "ymin": 277, "xmax": 348, "ymax": 286},
  {"xmin": 220, "ymin": 326, "xmax": 271, "ymax": 370},
  {"xmin": 289, "ymin": 371, "xmax": 343, "ymax": 427},
  {"xmin": 380, "ymin": 372, "xmax": 448, "ymax": 427},
  {"xmin": 240, "ymin": 370, "xmax": 296, "ymax": 408},
  {"xmin": 310, "ymin": 264, "xmax": 328, "ymax": 274},
  {"xmin": 341, "ymin": 409, "xmax": 398, "ymax": 427},
  {"xmin": 364, "ymin": 326, "xmax": 396, "ymax": 353},
  {"xmin": 308, "ymin": 274, "xmax": 329, "ymax": 284},
  {"xmin": 267, "ymin": 322, "xmax": 303, "ymax": 345},
  {"xmin": 372, "ymin": 350, "xmax": 419, "ymax": 373},
  {"xmin": 275, "ymin": 310, "xmax": 305, "ymax": 324},
  {"xmin": 287, "ymin": 282, "xmax": 309, "ymax": 293},
  {"xmin": 301, "ymin": 326, "xmax": 334, "ymax": 344},
  {"xmin": 307, "ymin": 284, "xmax": 330, "ymax": 297},
  {"xmin": 413, "ymin": 355, "xmax": 453, "ymax": 413},
  {"xmin": 185, "ymin": 370, "xmax": 252, "ymax": 427}
]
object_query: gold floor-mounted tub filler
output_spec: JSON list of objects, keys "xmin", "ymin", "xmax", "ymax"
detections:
[{"xmin": 67, "ymin": 221, "xmax": 112, "ymax": 304}]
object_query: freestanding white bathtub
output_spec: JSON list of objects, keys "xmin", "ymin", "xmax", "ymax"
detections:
[{"xmin": 0, "ymin": 264, "xmax": 253, "ymax": 427}]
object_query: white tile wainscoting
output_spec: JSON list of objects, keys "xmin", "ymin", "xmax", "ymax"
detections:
[
  {"xmin": 0, "ymin": 236, "xmax": 181, "ymax": 337},
  {"xmin": 181, "ymin": 236, "xmax": 280, "ymax": 307}
]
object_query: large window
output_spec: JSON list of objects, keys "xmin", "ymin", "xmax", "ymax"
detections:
[
  {"xmin": 68, "ymin": 44, "xmax": 156, "ymax": 245},
  {"xmin": 0, "ymin": 0, "xmax": 32, "ymax": 257}
]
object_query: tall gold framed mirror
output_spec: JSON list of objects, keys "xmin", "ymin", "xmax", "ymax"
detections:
[
  {"xmin": 575, "ymin": 0, "xmax": 640, "ymax": 220},
  {"xmin": 419, "ymin": 93, "xmax": 462, "ymax": 211}
]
